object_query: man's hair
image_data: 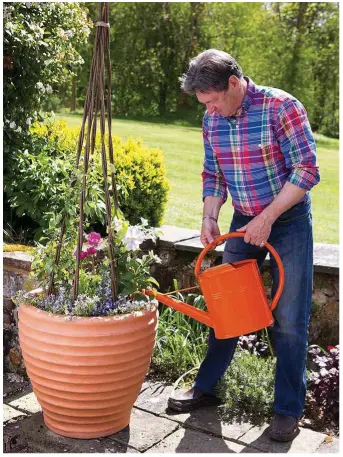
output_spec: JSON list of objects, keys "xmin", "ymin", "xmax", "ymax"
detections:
[{"xmin": 179, "ymin": 49, "xmax": 243, "ymax": 94}]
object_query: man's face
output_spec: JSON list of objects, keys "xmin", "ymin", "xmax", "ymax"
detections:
[{"xmin": 196, "ymin": 76, "xmax": 242, "ymax": 117}]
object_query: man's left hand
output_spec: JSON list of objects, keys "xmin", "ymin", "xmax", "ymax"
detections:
[{"xmin": 236, "ymin": 213, "xmax": 273, "ymax": 247}]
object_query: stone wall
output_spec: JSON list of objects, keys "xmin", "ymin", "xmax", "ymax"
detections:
[{"xmin": 3, "ymin": 226, "xmax": 339, "ymax": 374}]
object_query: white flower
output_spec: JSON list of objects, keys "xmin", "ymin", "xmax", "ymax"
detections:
[
  {"xmin": 5, "ymin": 119, "xmax": 10, "ymax": 124},
  {"xmin": 58, "ymin": 29, "xmax": 68, "ymax": 40},
  {"xmin": 16, "ymin": 126, "xmax": 22, "ymax": 133},
  {"xmin": 9, "ymin": 121, "xmax": 16, "ymax": 129},
  {"xmin": 113, "ymin": 216, "xmax": 123, "ymax": 232},
  {"xmin": 123, "ymin": 226, "xmax": 145, "ymax": 251},
  {"xmin": 36, "ymin": 82, "xmax": 45, "ymax": 92},
  {"xmin": 140, "ymin": 218, "xmax": 148, "ymax": 227},
  {"xmin": 6, "ymin": 22, "xmax": 15, "ymax": 32},
  {"xmin": 45, "ymin": 84, "xmax": 53, "ymax": 94},
  {"xmin": 65, "ymin": 30, "xmax": 73, "ymax": 38},
  {"xmin": 26, "ymin": 118, "xmax": 32, "ymax": 125}
]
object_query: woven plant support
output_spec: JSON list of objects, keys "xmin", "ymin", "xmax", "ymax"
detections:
[{"xmin": 48, "ymin": 2, "xmax": 119, "ymax": 302}]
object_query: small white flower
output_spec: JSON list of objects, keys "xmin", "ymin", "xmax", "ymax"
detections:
[
  {"xmin": 10, "ymin": 121, "xmax": 16, "ymax": 129},
  {"xmin": 26, "ymin": 118, "xmax": 32, "ymax": 125},
  {"xmin": 140, "ymin": 218, "xmax": 148, "ymax": 227},
  {"xmin": 65, "ymin": 30, "xmax": 73, "ymax": 38},
  {"xmin": 123, "ymin": 226, "xmax": 145, "ymax": 251},
  {"xmin": 36, "ymin": 82, "xmax": 44, "ymax": 91},
  {"xmin": 5, "ymin": 119, "xmax": 10, "ymax": 124},
  {"xmin": 113, "ymin": 216, "xmax": 123, "ymax": 232},
  {"xmin": 16, "ymin": 126, "xmax": 22, "ymax": 133},
  {"xmin": 6, "ymin": 22, "xmax": 15, "ymax": 32},
  {"xmin": 45, "ymin": 84, "xmax": 53, "ymax": 94}
]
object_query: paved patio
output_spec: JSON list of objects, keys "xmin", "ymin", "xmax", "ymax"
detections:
[{"xmin": 3, "ymin": 374, "xmax": 339, "ymax": 453}]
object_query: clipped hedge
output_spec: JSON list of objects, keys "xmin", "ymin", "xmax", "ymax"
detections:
[{"xmin": 4, "ymin": 121, "xmax": 169, "ymax": 240}]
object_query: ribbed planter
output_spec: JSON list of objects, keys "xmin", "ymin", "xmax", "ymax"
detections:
[{"xmin": 18, "ymin": 303, "xmax": 158, "ymax": 439}]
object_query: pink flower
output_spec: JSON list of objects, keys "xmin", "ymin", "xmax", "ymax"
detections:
[
  {"xmin": 73, "ymin": 250, "xmax": 88, "ymax": 260},
  {"xmin": 86, "ymin": 232, "xmax": 102, "ymax": 246},
  {"xmin": 86, "ymin": 246, "xmax": 97, "ymax": 255}
]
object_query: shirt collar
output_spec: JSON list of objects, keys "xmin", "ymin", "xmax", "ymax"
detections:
[
  {"xmin": 225, "ymin": 76, "xmax": 256, "ymax": 120},
  {"xmin": 241, "ymin": 76, "xmax": 256, "ymax": 113}
]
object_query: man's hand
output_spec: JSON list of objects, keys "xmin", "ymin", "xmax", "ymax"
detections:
[
  {"xmin": 200, "ymin": 218, "xmax": 221, "ymax": 248},
  {"xmin": 236, "ymin": 213, "xmax": 273, "ymax": 247}
]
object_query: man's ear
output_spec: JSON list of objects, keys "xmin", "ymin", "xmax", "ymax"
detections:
[{"xmin": 228, "ymin": 75, "xmax": 239, "ymax": 89}]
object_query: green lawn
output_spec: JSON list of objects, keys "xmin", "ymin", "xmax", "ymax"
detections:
[{"xmin": 56, "ymin": 114, "xmax": 339, "ymax": 244}]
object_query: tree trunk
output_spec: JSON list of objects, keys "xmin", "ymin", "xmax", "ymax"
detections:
[
  {"xmin": 286, "ymin": 3, "xmax": 308, "ymax": 93},
  {"xmin": 70, "ymin": 75, "xmax": 76, "ymax": 111}
]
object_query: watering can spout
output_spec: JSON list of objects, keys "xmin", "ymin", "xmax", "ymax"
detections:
[{"xmin": 144, "ymin": 289, "xmax": 213, "ymax": 328}]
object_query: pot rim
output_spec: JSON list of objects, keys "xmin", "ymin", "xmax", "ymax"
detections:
[{"xmin": 19, "ymin": 301, "xmax": 158, "ymax": 324}]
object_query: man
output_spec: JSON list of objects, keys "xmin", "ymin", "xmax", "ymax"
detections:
[{"xmin": 168, "ymin": 49, "xmax": 320, "ymax": 442}]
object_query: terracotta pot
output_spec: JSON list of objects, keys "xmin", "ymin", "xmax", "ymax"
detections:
[{"xmin": 18, "ymin": 303, "xmax": 158, "ymax": 439}]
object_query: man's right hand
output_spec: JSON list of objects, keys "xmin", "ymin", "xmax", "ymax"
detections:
[{"xmin": 200, "ymin": 218, "xmax": 221, "ymax": 248}]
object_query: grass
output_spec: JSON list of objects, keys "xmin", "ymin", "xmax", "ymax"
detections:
[{"xmin": 55, "ymin": 113, "xmax": 339, "ymax": 244}]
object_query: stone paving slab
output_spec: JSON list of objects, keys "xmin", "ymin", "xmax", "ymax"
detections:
[
  {"xmin": 238, "ymin": 423, "xmax": 328, "ymax": 453},
  {"xmin": 108, "ymin": 407, "xmax": 179, "ymax": 452},
  {"xmin": 162, "ymin": 407, "xmax": 255, "ymax": 442},
  {"xmin": 8, "ymin": 392, "xmax": 42, "ymax": 414},
  {"xmin": 137, "ymin": 383, "xmax": 255, "ymax": 441},
  {"xmin": 3, "ymin": 412, "xmax": 139, "ymax": 454},
  {"xmin": 3, "ymin": 405, "xmax": 27, "ymax": 423},
  {"xmin": 147, "ymin": 426, "xmax": 252, "ymax": 453},
  {"xmin": 135, "ymin": 381, "xmax": 174, "ymax": 414},
  {"xmin": 316, "ymin": 435, "xmax": 340, "ymax": 453}
]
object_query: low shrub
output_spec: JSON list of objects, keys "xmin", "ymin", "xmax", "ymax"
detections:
[
  {"xmin": 4, "ymin": 121, "xmax": 169, "ymax": 241},
  {"xmin": 217, "ymin": 351, "xmax": 276, "ymax": 424}
]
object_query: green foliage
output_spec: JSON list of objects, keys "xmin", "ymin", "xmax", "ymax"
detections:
[
  {"xmin": 3, "ymin": 2, "xmax": 92, "ymax": 239},
  {"xmin": 217, "ymin": 352, "xmax": 276, "ymax": 421},
  {"xmin": 16, "ymin": 219, "xmax": 161, "ymax": 317},
  {"xmin": 151, "ymin": 289, "xmax": 209, "ymax": 381},
  {"xmin": 67, "ymin": 2, "xmax": 338, "ymax": 136},
  {"xmin": 3, "ymin": 2, "xmax": 91, "ymax": 143},
  {"xmin": 114, "ymin": 138, "xmax": 169, "ymax": 226},
  {"xmin": 4, "ymin": 121, "xmax": 169, "ymax": 240}
]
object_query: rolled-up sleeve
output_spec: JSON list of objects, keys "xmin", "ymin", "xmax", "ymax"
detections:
[
  {"xmin": 202, "ymin": 114, "xmax": 227, "ymax": 202},
  {"xmin": 275, "ymin": 99, "xmax": 320, "ymax": 190}
]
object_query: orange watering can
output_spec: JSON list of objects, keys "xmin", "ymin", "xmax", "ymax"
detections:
[{"xmin": 145, "ymin": 232, "xmax": 284, "ymax": 339}]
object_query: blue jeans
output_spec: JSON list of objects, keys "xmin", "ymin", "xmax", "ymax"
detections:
[{"xmin": 194, "ymin": 194, "xmax": 313, "ymax": 418}]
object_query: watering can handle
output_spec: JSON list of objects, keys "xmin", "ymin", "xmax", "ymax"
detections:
[{"xmin": 194, "ymin": 232, "xmax": 284, "ymax": 312}]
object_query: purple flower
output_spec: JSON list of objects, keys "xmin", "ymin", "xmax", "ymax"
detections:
[
  {"xmin": 73, "ymin": 250, "xmax": 88, "ymax": 260},
  {"xmin": 86, "ymin": 232, "xmax": 102, "ymax": 246}
]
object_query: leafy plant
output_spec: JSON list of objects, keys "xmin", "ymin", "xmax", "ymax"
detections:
[
  {"xmin": 14, "ymin": 217, "xmax": 162, "ymax": 318},
  {"xmin": 305, "ymin": 345, "xmax": 339, "ymax": 429},
  {"xmin": 4, "ymin": 121, "xmax": 169, "ymax": 241},
  {"xmin": 216, "ymin": 351, "xmax": 276, "ymax": 424}
]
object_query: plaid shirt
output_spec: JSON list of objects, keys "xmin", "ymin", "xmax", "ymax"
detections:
[{"xmin": 202, "ymin": 77, "xmax": 320, "ymax": 216}]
